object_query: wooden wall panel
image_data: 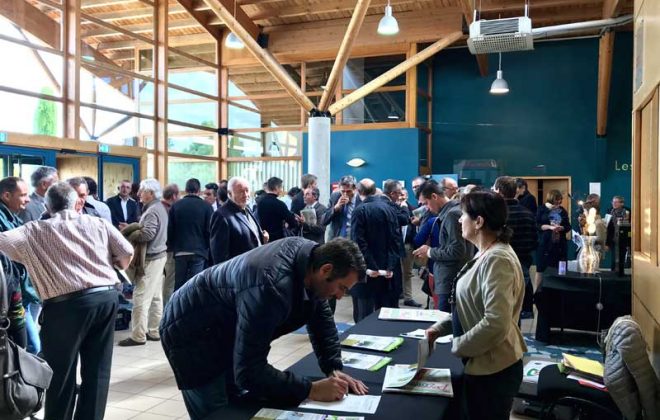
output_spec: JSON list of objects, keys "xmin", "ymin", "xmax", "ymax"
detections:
[
  {"xmin": 56, "ymin": 155, "xmax": 98, "ymax": 181},
  {"xmin": 633, "ymin": 0, "xmax": 660, "ymax": 374}
]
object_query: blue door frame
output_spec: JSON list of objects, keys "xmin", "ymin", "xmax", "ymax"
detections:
[{"xmin": 0, "ymin": 145, "xmax": 57, "ymax": 172}]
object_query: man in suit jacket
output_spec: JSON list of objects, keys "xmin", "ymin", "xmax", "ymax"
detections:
[
  {"xmin": 322, "ymin": 175, "xmax": 361, "ymax": 240},
  {"xmin": 290, "ymin": 173, "xmax": 318, "ymax": 216},
  {"xmin": 350, "ymin": 179, "xmax": 402, "ymax": 322},
  {"xmin": 168, "ymin": 178, "xmax": 214, "ymax": 290},
  {"xmin": 210, "ymin": 176, "xmax": 268, "ymax": 264},
  {"xmin": 300, "ymin": 187, "xmax": 327, "ymax": 244},
  {"xmin": 106, "ymin": 179, "xmax": 140, "ymax": 228},
  {"xmin": 255, "ymin": 177, "xmax": 299, "ymax": 242}
]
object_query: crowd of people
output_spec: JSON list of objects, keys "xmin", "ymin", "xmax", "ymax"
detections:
[{"xmin": 0, "ymin": 166, "xmax": 629, "ymax": 420}]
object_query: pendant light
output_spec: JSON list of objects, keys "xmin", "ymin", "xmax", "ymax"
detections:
[
  {"xmin": 490, "ymin": 52, "xmax": 509, "ymax": 95},
  {"xmin": 377, "ymin": 1, "xmax": 399, "ymax": 36},
  {"xmin": 224, "ymin": 1, "xmax": 245, "ymax": 50}
]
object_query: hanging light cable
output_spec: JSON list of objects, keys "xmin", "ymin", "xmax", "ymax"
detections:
[
  {"xmin": 225, "ymin": 1, "xmax": 245, "ymax": 49},
  {"xmin": 490, "ymin": 52, "xmax": 509, "ymax": 94},
  {"xmin": 377, "ymin": 0, "xmax": 399, "ymax": 36}
]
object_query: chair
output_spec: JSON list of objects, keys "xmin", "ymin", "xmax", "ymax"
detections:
[{"xmin": 536, "ymin": 364, "xmax": 622, "ymax": 419}]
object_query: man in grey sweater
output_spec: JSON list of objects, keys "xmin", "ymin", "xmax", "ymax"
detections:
[
  {"xmin": 413, "ymin": 181, "xmax": 473, "ymax": 311},
  {"xmin": 119, "ymin": 178, "xmax": 169, "ymax": 346}
]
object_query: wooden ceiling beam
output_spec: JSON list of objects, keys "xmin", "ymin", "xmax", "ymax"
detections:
[
  {"xmin": 602, "ymin": 0, "xmax": 623, "ymax": 19},
  {"xmin": 212, "ymin": 0, "xmax": 259, "ymax": 40},
  {"xmin": 203, "ymin": 0, "xmax": 313, "ymax": 111},
  {"xmin": 90, "ymin": 4, "xmax": 185, "ymax": 22},
  {"xmin": 328, "ymin": 31, "xmax": 462, "ymax": 115},
  {"xmin": 176, "ymin": 0, "xmax": 223, "ymax": 40},
  {"xmin": 97, "ymin": 33, "xmax": 214, "ymax": 50},
  {"xmin": 319, "ymin": 0, "xmax": 371, "ymax": 111},
  {"xmin": 247, "ymin": 0, "xmax": 414, "ymax": 23},
  {"xmin": 0, "ymin": 0, "xmax": 60, "ymax": 49},
  {"xmin": 81, "ymin": 17, "xmax": 199, "ymax": 38},
  {"xmin": 459, "ymin": 0, "xmax": 488, "ymax": 76},
  {"xmin": 596, "ymin": 30, "xmax": 614, "ymax": 136}
]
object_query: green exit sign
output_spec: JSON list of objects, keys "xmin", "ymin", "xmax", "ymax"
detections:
[
  {"xmin": 0, "ymin": 132, "xmax": 7, "ymax": 143},
  {"xmin": 98, "ymin": 143, "xmax": 110, "ymax": 153}
]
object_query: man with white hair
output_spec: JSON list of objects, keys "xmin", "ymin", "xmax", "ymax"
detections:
[
  {"xmin": 441, "ymin": 177, "xmax": 459, "ymax": 200},
  {"xmin": 119, "ymin": 178, "xmax": 170, "ymax": 347},
  {"xmin": 19, "ymin": 165, "xmax": 58, "ymax": 221},
  {"xmin": 210, "ymin": 176, "xmax": 268, "ymax": 264},
  {"xmin": 0, "ymin": 181, "xmax": 133, "ymax": 420}
]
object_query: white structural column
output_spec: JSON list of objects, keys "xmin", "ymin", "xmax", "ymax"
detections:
[{"xmin": 308, "ymin": 116, "xmax": 332, "ymax": 205}]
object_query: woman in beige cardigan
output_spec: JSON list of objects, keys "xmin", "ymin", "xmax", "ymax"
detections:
[{"xmin": 427, "ymin": 189, "xmax": 527, "ymax": 419}]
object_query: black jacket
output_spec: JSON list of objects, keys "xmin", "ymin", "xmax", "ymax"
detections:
[
  {"xmin": 518, "ymin": 191, "xmax": 538, "ymax": 217},
  {"xmin": 160, "ymin": 238, "xmax": 343, "ymax": 404},
  {"xmin": 322, "ymin": 191, "xmax": 362, "ymax": 239},
  {"xmin": 255, "ymin": 193, "xmax": 299, "ymax": 242},
  {"xmin": 505, "ymin": 198, "xmax": 538, "ymax": 266},
  {"xmin": 106, "ymin": 195, "xmax": 140, "ymax": 228},
  {"xmin": 290, "ymin": 190, "xmax": 305, "ymax": 215},
  {"xmin": 210, "ymin": 199, "xmax": 264, "ymax": 264},
  {"xmin": 167, "ymin": 195, "xmax": 213, "ymax": 259}
]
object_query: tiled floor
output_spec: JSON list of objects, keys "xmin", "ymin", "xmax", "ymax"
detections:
[{"xmin": 36, "ymin": 274, "xmax": 538, "ymax": 419}]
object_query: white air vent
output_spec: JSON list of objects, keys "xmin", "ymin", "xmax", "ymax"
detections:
[{"xmin": 468, "ymin": 16, "xmax": 534, "ymax": 54}]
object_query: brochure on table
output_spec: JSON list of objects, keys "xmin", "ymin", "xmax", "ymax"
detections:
[
  {"xmin": 340, "ymin": 334, "xmax": 404, "ymax": 353},
  {"xmin": 298, "ymin": 395, "xmax": 381, "ymax": 415},
  {"xmin": 378, "ymin": 307, "xmax": 450, "ymax": 322},
  {"xmin": 252, "ymin": 408, "xmax": 363, "ymax": 420},
  {"xmin": 400, "ymin": 328, "xmax": 453, "ymax": 344},
  {"xmin": 341, "ymin": 351, "xmax": 391, "ymax": 371},
  {"xmin": 381, "ymin": 338, "xmax": 454, "ymax": 397}
]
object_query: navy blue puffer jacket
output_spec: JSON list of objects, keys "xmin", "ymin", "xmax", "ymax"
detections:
[{"xmin": 160, "ymin": 237, "xmax": 343, "ymax": 404}]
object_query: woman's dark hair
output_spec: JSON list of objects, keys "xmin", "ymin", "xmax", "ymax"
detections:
[
  {"xmin": 460, "ymin": 190, "xmax": 513, "ymax": 244},
  {"xmin": 311, "ymin": 238, "xmax": 367, "ymax": 281},
  {"xmin": 288, "ymin": 186, "xmax": 301, "ymax": 198}
]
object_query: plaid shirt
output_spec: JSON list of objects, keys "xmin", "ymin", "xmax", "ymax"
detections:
[{"xmin": 0, "ymin": 210, "xmax": 134, "ymax": 300}]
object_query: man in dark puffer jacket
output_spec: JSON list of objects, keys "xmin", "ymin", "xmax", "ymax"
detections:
[{"xmin": 160, "ymin": 237, "xmax": 368, "ymax": 420}]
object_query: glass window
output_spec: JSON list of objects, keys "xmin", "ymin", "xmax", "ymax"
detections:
[
  {"xmin": 168, "ymin": 87, "xmax": 217, "ymax": 128},
  {"xmin": 228, "ymin": 160, "xmax": 301, "ymax": 196},
  {"xmin": 81, "ymin": 63, "xmax": 154, "ymax": 115},
  {"xmin": 0, "ymin": 90, "xmax": 63, "ymax": 137},
  {"xmin": 344, "ymin": 55, "xmax": 406, "ymax": 89},
  {"xmin": 168, "ymin": 123, "xmax": 217, "ymax": 157},
  {"xmin": 169, "ymin": 69, "xmax": 218, "ymax": 97},
  {"xmin": 168, "ymin": 156, "xmax": 217, "ymax": 187},
  {"xmin": 147, "ymin": 153, "xmax": 155, "ymax": 178},
  {"xmin": 228, "ymin": 132, "xmax": 262, "ymax": 158},
  {"xmin": 343, "ymin": 90, "xmax": 405, "ymax": 124},
  {"xmin": 0, "ymin": 38, "xmax": 63, "ymax": 97},
  {"xmin": 80, "ymin": 105, "xmax": 151, "ymax": 146},
  {"xmin": 228, "ymin": 97, "xmax": 300, "ymax": 129}
]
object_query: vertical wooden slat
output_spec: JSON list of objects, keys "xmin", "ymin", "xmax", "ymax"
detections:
[
  {"xmin": 154, "ymin": 0, "xmax": 168, "ymax": 183},
  {"xmin": 406, "ymin": 43, "xmax": 418, "ymax": 127},
  {"xmin": 63, "ymin": 0, "xmax": 81, "ymax": 140},
  {"xmin": 596, "ymin": 31, "xmax": 615, "ymax": 136},
  {"xmin": 300, "ymin": 62, "xmax": 307, "ymax": 126},
  {"xmin": 220, "ymin": 65, "xmax": 228, "ymax": 180}
]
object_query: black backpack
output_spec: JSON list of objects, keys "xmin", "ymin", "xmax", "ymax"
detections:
[{"xmin": 0, "ymin": 260, "xmax": 53, "ymax": 419}]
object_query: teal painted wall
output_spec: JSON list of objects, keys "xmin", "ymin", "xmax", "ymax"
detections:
[
  {"xmin": 303, "ymin": 128, "xmax": 420, "ymax": 192},
  {"xmin": 431, "ymin": 34, "xmax": 633, "ymax": 210}
]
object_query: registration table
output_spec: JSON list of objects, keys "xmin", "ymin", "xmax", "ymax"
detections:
[
  {"xmin": 534, "ymin": 267, "xmax": 631, "ymax": 343},
  {"xmin": 203, "ymin": 309, "xmax": 464, "ymax": 419}
]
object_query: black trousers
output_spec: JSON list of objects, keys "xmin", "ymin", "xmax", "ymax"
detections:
[
  {"xmin": 174, "ymin": 255, "xmax": 206, "ymax": 290},
  {"xmin": 462, "ymin": 359, "xmax": 523, "ymax": 420},
  {"xmin": 40, "ymin": 290, "xmax": 117, "ymax": 420}
]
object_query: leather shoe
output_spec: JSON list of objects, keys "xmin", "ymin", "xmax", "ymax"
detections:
[
  {"xmin": 403, "ymin": 299, "xmax": 423, "ymax": 308},
  {"xmin": 146, "ymin": 334, "xmax": 161, "ymax": 342},
  {"xmin": 118, "ymin": 338, "xmax": 146, "ymax": 347}
]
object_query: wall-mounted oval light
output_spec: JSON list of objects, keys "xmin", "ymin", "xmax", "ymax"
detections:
[{"xmin": 346, "ymin": 158, "xmax": 366, "ymax": 167}]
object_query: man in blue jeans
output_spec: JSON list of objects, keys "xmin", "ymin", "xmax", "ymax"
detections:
[
  {"xmin": 167, "ymin": 178, "xmax": 214, "ymax": 290},
  {"xmin": 161, "ymin": 237, "xmax": 369, "ymax": 420}
]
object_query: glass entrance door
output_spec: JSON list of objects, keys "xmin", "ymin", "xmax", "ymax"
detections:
[{"xmin": 0, "ymin": 146, "xmax": 56, "ymax": 193}]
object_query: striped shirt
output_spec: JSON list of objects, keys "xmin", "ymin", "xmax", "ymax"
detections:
[{"xmin": 0, "ymin": 210, "xmax": 134, "ymax": 300}]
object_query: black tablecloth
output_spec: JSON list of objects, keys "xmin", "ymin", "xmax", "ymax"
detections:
[
  {"xmin": 203, "ymin": 309, "xmax": 464, "ymax": 419},
  {"xmin": 534, "ymin": 268, "xmax": 631, "ymax": 343}
]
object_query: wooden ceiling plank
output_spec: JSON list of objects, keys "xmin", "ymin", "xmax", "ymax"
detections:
[
  {"xmin": 328, "ymin": 31, "xmax": 462, "ymax": 115},
  {"xmin": 215, "ymin": 0, "xmax": 260, "ymax": 40},
  {"xmin": 0, "ymin": 0, "xmax": 60, "ymax": 49},
  {"xmin": 203, "ymin": 0, "xmax": 313, "ymax": 111},
  {"xmin": 458, "ymin": 0, "xmax": 488, "ymax": 76},
  {"xmin": 602, "ymin": 0, "xmax": 623, "ymax": 19},
  {"xmin": 319, "ymin": 0, "xmax": 371, "ymax": 111}
]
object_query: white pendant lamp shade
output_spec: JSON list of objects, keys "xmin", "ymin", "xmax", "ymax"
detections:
[
  {"xmin": 490, "ymin": 52, "xmax": 509, "ymax": 95},
  {"xmin": 377, "ymin": 4, "xmax": 399, "ymax": 36},
  {"xmin": 490, "ymin": 70, "xmax": 509, "ymax": 94},
  {"xmin": 225, "ymin": 32, "xmax": 245, "ymax": 49}
]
